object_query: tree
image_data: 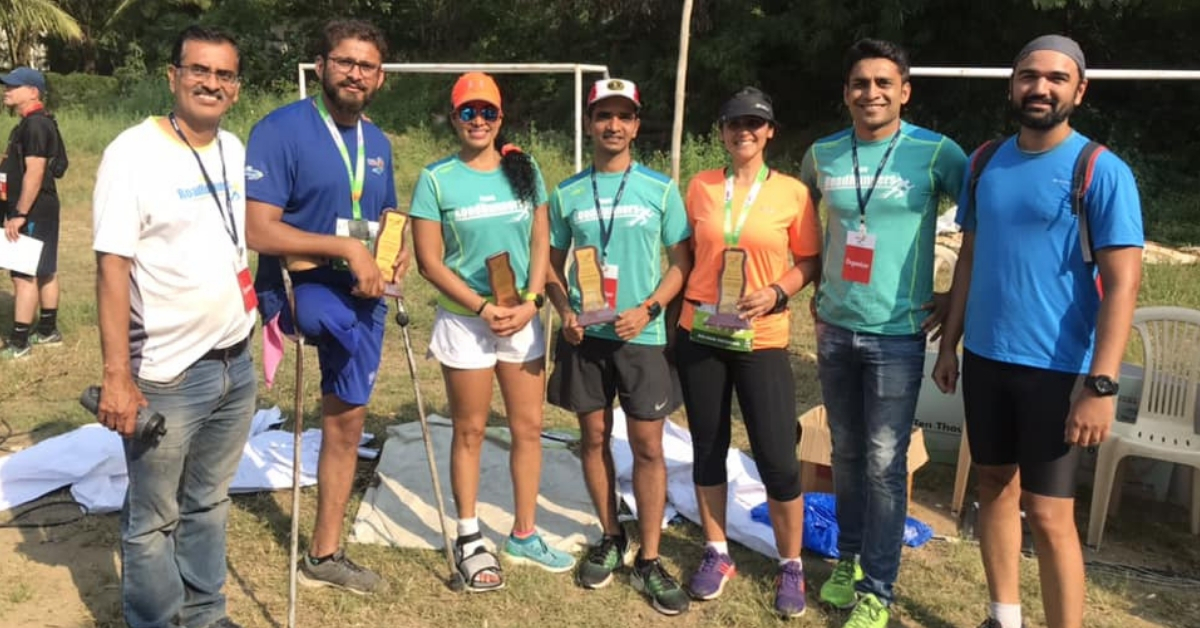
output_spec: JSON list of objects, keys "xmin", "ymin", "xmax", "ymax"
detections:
[{"xmin": 0, "ymin": 0, "xmax": 82, "ymax": 67}]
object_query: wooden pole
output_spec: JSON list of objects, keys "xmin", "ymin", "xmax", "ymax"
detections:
[{"xmin": 670, "ymin": 0, "xmax": 695, "ymax": 182}]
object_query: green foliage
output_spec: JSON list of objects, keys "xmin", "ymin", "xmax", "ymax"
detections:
[{"xmin": 43, "ymin": 72, "xmax": 119, "ymax": 109}]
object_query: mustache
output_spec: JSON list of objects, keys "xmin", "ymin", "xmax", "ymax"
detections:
[
  {"xmin": 1022, "ymin": 95, "xmax": 1056, "ymax": 107},
  {"xmin": 192, "ymin": 86, "xmax": 224, "ymax": 100}
]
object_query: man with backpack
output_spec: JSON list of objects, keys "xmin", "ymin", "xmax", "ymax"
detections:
[
  {"xmin": 1, "ymin": 67, "xmax": 67, "ymax": 359},
  {"xmin": 933, "ymin": 35, "xmax": 1144, "ymax": 628}
]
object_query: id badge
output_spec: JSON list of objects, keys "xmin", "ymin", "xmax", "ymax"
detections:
[
  {"xmin": 335, "ymin": 218, "xmax": 380, "ymax": 271},
  {"xmin": 0, "ymin": 172, "xmax": 6, "ymax": 202},
  {"xmin": 842, "ymin": 231, "xmax": 877, "ymax": 284},
  {"xmin": 602, "ymin": 264, "xmax": 619, "ymax": 311},
  {"xmin": 235, "ymin": 260, "xmax": 257, "ymax": 312}
]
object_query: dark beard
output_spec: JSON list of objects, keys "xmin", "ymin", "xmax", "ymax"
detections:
[
  {"xmin": 1009, "ymin": 96, "xmax": 1073, "ymax": 130},
  {"xmin": 321, "ymin": 76, "xmax": 373, "ymax": 117}
]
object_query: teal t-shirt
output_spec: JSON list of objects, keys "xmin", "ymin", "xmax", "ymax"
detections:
[
  {"xmin": 801, "ymin": 121, "xmax": 967, "ymax": 335},
  {"xmin": 549, "ymin": 163, "xmax": 689, "ymax": 346},
  {"xmin": 409, "ymin": 155, "xmax": 548, "ymax": 298}
]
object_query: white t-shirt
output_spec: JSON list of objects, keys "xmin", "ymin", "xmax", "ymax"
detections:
[{"xmin": 93, "ymin": 117, "xmax": 255, "ymax": 383}]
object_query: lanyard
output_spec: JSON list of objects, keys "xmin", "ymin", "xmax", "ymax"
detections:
[
  {"xmin": 589, "ymin": 164, "xmax": 632, "ymax": 264},
  {"xmin": 168, "ymin": 113, "xmax": 238, "ymax": 251},
  {"xmin": 722, "ymin": 164, "xmax": 769, "ymax": 247},
  {"xmin": 314, "ymin": 96, "xmax": 366, "ymax": 221},
  {"xmin": 850, "ymin": 130, "xmax": 901, "ymax": 230}
]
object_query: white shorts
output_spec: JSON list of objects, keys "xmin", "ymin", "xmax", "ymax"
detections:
[{"xmin": 427, "ymin": 306, "xmax": 546, "ymax": 370}]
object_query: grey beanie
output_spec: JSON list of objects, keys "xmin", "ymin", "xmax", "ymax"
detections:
[{"xmin": 1013, "ymin": 34, "xmax": 1087, "ymax": 77}]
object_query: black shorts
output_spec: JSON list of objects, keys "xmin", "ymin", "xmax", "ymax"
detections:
[
  {"xmin": 10, "ymin": 216, "xmax": 59, "ymax": 279},
  {"xmin": 546, "ymin": 333, "xmax": 682, "ymax": 420},
  {"xmin": 961, "ymin": 349, "xmax": 1082, "ymax": 498}
]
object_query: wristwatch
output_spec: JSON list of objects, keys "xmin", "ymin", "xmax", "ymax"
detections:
[
  {"xmin": 1084, "ymin": 374, "xmax": 1119, "ymax": 396},
  {"xmin": 524, "ymin": 292, "xmax": 545, "ymax": 309},
  {"xmin": 644, "ymin": 300, "xmax": 662, "ymax": 320}
]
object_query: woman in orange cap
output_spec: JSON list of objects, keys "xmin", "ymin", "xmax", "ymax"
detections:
[{"xmin": 410, "ymin": 72, "xmax": 573, "ymax": 592}]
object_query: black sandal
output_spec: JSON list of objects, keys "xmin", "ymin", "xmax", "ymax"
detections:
[{"xmin": 455, "ymin": 536, "xmax": 504, "ymax": 593}]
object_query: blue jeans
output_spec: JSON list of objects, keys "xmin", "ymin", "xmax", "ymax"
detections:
[
  {"xmin": 815, "ymin": 321, "xmax": 924, "ymax": 605},
  {"xmin": 122, "ymin": 350, "xmax": 256, "ymax": 628}
]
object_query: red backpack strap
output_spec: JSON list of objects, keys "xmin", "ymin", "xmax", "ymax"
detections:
[
  {"xmin": 966, "ymin": 139, "xmax": 1004, "ymax": 228},
  {"xmin": 1071, "ymin": 141, "xmax": 1107, "ymax": 265}
]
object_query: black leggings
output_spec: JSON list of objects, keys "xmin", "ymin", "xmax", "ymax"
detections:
[{"xmin": 674, "ymin": 330, "xmax": 801, "ymax": 502}]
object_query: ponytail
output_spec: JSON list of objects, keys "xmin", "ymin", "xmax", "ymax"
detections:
[{"xmin": 494, "ymin": 134, "xmax": 538, "ymax": 207}]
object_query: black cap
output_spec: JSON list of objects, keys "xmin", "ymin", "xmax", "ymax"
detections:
[{"xmin": 719, "ymin": 87, "xmax": 775, "ymax": 124}]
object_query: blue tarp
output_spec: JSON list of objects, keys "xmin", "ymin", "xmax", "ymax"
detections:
[{"xmin": 750, "ymin": 492, "xmax": 934, "ymax": 558}]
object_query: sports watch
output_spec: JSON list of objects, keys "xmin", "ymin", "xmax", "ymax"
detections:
[
  {"xmin": 1083, "ymin": 374, "xmax": 1119, "ymax": 396},
  {"xmin": 644, "ymin": 300, "xmax": 662, "ymax": 320}
]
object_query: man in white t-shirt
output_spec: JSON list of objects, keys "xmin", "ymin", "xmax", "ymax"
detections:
[{"xmin": 92, "ymin": 25, "xmax": 256, "ymax": 628}]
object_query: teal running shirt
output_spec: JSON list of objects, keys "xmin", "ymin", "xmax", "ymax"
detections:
[
  {"xmin": 549, "ymin": 163, "xmax": 689, "ymax": 346},
  {"xmin": 801, "ymin": 121, "xmax": 967, "ymax": 335},
  {"xmin": 409, "ymin": 155, "xmax": 548, "ymax": 297}
]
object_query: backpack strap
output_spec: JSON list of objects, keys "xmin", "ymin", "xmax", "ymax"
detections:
[
  {"xmin": 965, "ymin": 138, "xmax": 1005, "ymax": 228},
  {"xmin": 1071, "ymin": 140, "xmax": 1107, "ymax": 265}
]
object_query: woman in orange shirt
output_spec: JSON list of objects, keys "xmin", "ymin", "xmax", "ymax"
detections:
[{"xmin": 675, "ymin": 87, "xmax": 822, "ymax": 617}]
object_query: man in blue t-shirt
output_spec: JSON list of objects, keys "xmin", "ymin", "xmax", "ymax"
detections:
[
  {"xmin": 544, "ymin": 78, "xmax": 693, "ymax": 615},
  {"xmin": 934, "ymin": 35, "xmax": 1143, "ymax": 628},
  {"xmin": 800, "ymin": 39, "xmax": 966, "ymax": 627},
  {"xmin": 245, "ymin": 19, "xmax": 403, "ymax": 595}
]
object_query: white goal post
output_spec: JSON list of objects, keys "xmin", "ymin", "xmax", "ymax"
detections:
[{"xmin": 296, "ymin": 62, "xmax": 610, "ymax": 173}]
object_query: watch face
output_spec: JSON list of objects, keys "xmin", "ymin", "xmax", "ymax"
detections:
[{"xmin": 1089, "ymin": 375, "xmax": 1118, "ymax": 395}]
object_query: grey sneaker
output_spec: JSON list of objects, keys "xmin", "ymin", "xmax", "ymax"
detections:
[
  {"xmin": 297, "ymin": 549, "xmax": 382, "ymax": 595},
  {"xmin": 0, "ymin": 344, "xmax": 31, "ymax": 360},
  {"xmin": 30, "ymin": 330, "xmax": 62, "ymax": 346}
]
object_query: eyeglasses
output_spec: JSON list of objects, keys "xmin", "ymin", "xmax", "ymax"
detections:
[
  {"xmin": 724, "ymin": 117, "xmax": 768, "ymax": 131},
  {"xmin": 592, "ymin": 111, "xmax": 637, "ymax": 122},
  {"xmin": 174, "ymin": 64, "xmax": 240, "ymax": 86},
  {"xmin": 456, "ymin": 105, "xmax": 501, "ymax": 123},
  {"xmin": 325, "ymin": 55, "xmax": 381, "ymax": 77}
]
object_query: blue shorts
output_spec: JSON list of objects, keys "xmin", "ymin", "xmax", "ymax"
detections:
[{"xmin": 292, "ymin": 278, "xmax": 386, "ymax": 407}]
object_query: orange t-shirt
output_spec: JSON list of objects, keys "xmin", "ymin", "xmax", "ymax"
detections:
[{"xmin": 681, "ymin": 168, "xmax": 821, "ymax": 350}]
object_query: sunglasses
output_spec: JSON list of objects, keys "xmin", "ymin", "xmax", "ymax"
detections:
[
  {"xmin": 456, "ymin": 105, "xmax": 501, "ymax": 123},
  {"xmin": 724, "ymin": 116, "xmax": 769, "ymax": 131}
]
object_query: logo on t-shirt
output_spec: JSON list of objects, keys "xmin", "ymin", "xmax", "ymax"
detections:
[
  {"xmin": 452, "ymin": 196, "xmax": 531, "ymax": 224},
  {"xmin": 245, "ymin": 165, "xmax": 264, "ymax": 181},
  {"xmin": 368, "ymin": 156, "xmax": 385, "ymax": 175},
  {"xmin": 573, "ymin": 203, "xmax": 654, "ymax": 227},
  {"xmin": 823, "ymin": 170, "xmax": 914, "ymax": 200}
]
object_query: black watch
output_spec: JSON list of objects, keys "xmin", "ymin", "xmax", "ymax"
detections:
[
  {"xmin": 1084, "ymin": 374, "xmax": 1119, "ymax": 396},
  {"xmin": 644, "ymin": 300, "xmax": 662, "ymax": 320},
  {"xmin": 529, "ymin": 293, "xmax": 545, "ymax": 309}
]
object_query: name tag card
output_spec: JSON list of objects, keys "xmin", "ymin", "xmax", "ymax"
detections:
[{"xmin": 842, "ymin": 231, "xmax": 876, "ymax": 284}]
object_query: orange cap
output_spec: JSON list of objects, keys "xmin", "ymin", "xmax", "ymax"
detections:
[{"xmin": 451, "ymin": 72, "xmax": 502, "ymax": 111}]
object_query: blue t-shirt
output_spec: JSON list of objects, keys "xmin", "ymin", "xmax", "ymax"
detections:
[
  {"xmin": 957, "ymin": 132, "xmax": 1144, "ymax": 373},
  {"xmin": 409, "ymin": 155, "xmax": 548, "ymax": 300},
  {"xmin": 549, "ymin": 163, "xmax": 690, "ymax": 346},
  {"xmin": 245, "ymin": 98, "xmax": 397, "ymax": 302},
  {"xmin": 802, "ymin": 122, "xmax": 967, "ymax": 335}
]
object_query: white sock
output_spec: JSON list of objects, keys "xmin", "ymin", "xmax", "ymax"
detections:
[
  {"xmin": 707, "ymin": 541, "xmax": 729, "ymax": 555},
  {"xmin": 458, "ymin": 517, "xmax": 480, "ymax": 538},
  {"xmin": 990, "ymin": 602, "xmax": 1022, "ymax": 628},
  {"xmin": 778, "ymin": 557, "xmax": 802, "ymax": 568}
]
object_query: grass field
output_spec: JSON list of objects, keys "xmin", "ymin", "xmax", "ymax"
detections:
[{"xmin": 0, "ymin": 108, "xmax": 1198, "ymax": 628}]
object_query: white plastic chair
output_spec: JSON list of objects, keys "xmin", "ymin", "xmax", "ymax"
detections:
[{"xmin": 1087, "ymin": 306, "xmax": 1200, "ymax": 549}]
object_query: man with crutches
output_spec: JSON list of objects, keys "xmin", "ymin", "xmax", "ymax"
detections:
[{"xmin": 245, "ymin": 19, "xmax": 398, "ymax": 595}]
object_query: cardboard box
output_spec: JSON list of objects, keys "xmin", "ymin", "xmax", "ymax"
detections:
[{"xmin": 797, "ymin": 405, "xmax": 929, "ymax": 511}]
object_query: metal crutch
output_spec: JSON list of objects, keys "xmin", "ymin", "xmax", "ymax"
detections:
[
  {"xmin": 392, "ymin": 297, "xmax": 466, "ymax": 592},
  {"xmin": 281, "ymin": 261, "xmax": 305, "ymax": 627}
]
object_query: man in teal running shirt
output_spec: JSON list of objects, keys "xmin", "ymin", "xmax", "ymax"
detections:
[
  {"xmin": 799, "ymin": 39, "xmax": 967, "ymax": 628},
  {"xmin": 545, "ymin": 78, "xmax": 693, "ymax": 615}
]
